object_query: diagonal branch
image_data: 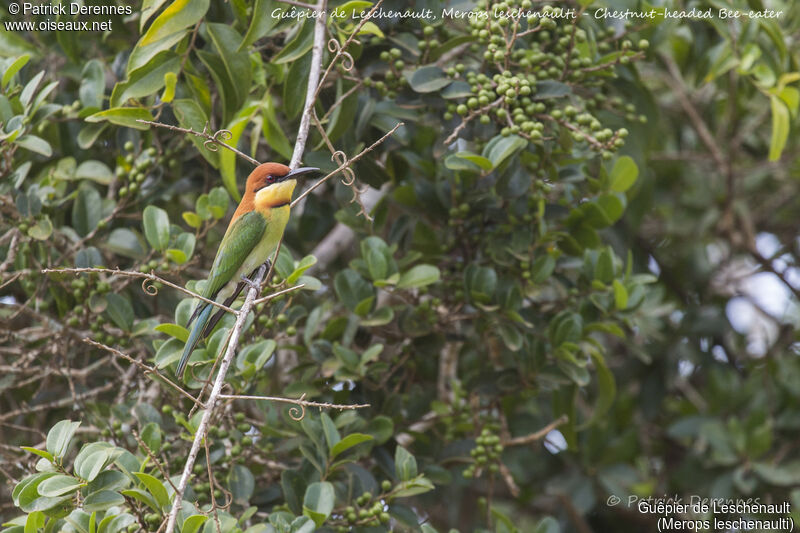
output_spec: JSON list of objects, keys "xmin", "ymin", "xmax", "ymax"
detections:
[
  {"xmin": 41, "ymin": 267, "xmax": 237, "ymax": 315},
  {"xmin": 136, "ymin": 120, "xmax": 260, "ymax": 166}
]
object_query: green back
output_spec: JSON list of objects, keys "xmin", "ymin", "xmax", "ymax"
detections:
[{"xmin": 202, "ymin": 210, "xmax": 266, "ymax": 299}]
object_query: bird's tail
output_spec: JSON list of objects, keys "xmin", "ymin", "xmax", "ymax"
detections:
[{"xmin": 177, "ymin": 304, "xmax": 214, "ymax": 378}]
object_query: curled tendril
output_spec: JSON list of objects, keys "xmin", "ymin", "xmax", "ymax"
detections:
[
  {"xmin": 327, "ymin": 38, "xmax": 340, "ymax": 54},
  {"xmin": 203, "ymin": 129, "xmax": 233, "ymax": 152},
  {"xmin": 331, "ymin": 150, "xmax": 347, "ymax": 166},
  {"xmin": 330, "ymin": 151, "xmax": 356, "ymax": 186},
  {"xmin": 288, "ymin": 394, "xmax": 307, "ymax": 421},
  {"xmin": 327, "ymin": 38, "xmax": 354, "ymax": 71},
  {"xmin": 142, "ymin": 277, "xmax": 158, "ymax": 296},
  {"xmin": 340, "ymin": 51, "xmax": 355, "ymax": 71}
]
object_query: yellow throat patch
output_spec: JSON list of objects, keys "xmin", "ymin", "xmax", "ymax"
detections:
[{"xmin": 254, "ymin": 179, "xmax": 297, "ymax": 210}]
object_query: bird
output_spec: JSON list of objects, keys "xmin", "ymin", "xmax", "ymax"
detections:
[{"xmin": 176, "ymin": 163, "xmax": 318, "ymax": 378}]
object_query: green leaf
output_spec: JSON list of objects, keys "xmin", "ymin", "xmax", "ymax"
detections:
[
  {"xmin": 497, "ymin": 323, "xmax": 523, "ymax": 351},
  {"xmin": 78, "ymin": 123, "xmax": 108, "ymax": 150},
  {"xmin": 46, "ymin": 420, "xmax": 81, "ymax": 461},
  {"xmin": 120, "ymin": 488, "xmax": 159, "ymax": 512},
  {"xmin": 167, "ymin": 233, "xmax": 195, "ymax": 265},
  {"xmin": 181, "ymin": 515, "xmax": 208, "ymax": 533},
  {"xmin": 227, "ymin": 464, "xmax": 255, "ymax": 505},
  {"xmin": 20, "ymin": 447, "xmax": 54, "ymax": 463},
  {"xmin": 334, "ymin": 270, "xmax": 374, "ymax": 312},
  {"xmin": 140, "ymin": 422, "xmax": 163, "ymax": 454},
  {"xmin": 83, "ymin": 490, "xmax": 125, "ymax": 512},
  {"xmin": 27, "ymin": 215, "xmax": 53, "ymax": 241},
  {"xmin": 392, "ymin": 475, "xmax": 434, "ymax": 497},
  {"xmin": 329, "ymin": 433, "xmax": 373, "ymax": 459},
  {"xmin": 111, "ymin": 51, "xmax": 180, "ymax": 107},
  {"xmin": 534, "ymin": 516, "xmax": 560, "ymax": 533},
  {"xmin": 182, "ymin": 212, "xmax": 202, "ymax": 228},
  {"xmin": 206, "ymin": 24, "xmax": 251, "ymax": 120},
  {"xmin": 273, "ymin": 19, "xmax": 314, "ymax": 64},
  {"xmin": 25, "ymin": 510, "xmax": 45, "ymax": 533},
  {"xmin": 407, "ymin": 65, "xmax": 452, "ymax": 93},
  {"xmin": 75, "ymin": 161, "xmax": 114, "ymax": 185},
  {"xmin": 612, "ymin": 280, "xmax": 628, "ymax": 310},
  {"xmin": 283, "ymin": 52, "xmax": 311, "ymax": 119},
  {"xmin": 172, "ymin": 99, "xmax": 219, "ymax": 167},
  {"xmin": 72, "ymin": 185, "xmax": 102, "ymax": 237},
  {"xmin": 769, "ymin": 95, "xmax": 790, "ymax": 161},
  {"xmin": 133, "ymin": 472, "xmax": 169, "ymax": 510},
  {"xmin": 394, "ymin": 446, "xmax": 417, "ymax": 481},
  {"xmin": 397, "ymin": 264, "xmax": 440, "ymax": 289},
  {"xmin": 483, "ymin": 134, "xmax": 527, "ymax": 169},
  {"xmin": 142, "ymin": 205, "xmax": 170, "ymax": 251},
  {"xmin": 79, "ymin": 60, "xmax": 105, "ymax": 109},
  {"xmin": 609, "ymin": 156, "xmax": 638, "ymax": 192},
  {"xmin": 239, "ymin": 0, "xmax": 280, "ymax": 50},
  {"xmin": 20, "ymin": 71, "xmax": 43, "ymax": 107},
  {"xmin": 208, "ymin": 187, "xmax": 231, "ymax": 219},
  {"xmin": 534, "ymin": 80, "xmax": 571, "ymax": 99},
  {"xmin": 106, "ymin": 228, "xmax": 146, "ymax": 259},
  {"xmin": 140, "ymin": 0, "xmax": 170, "ymax": 30},
  {"xmin": 15, "ymin": 135, "xmax": 52, "ymax": 157},
  {"xmin": 139, "ymin": 0, "xmax": 209, "ymax": 48},
  {"xmin": 236, "ymin": 339, "xmax": 276, "ymax": 373},
  {"xmin": 37, "ymin": 475, "xmax": 85, "ymax": 497},
  {"xmin": 752, "ymin": 462, "xmax": 800, "ymax": 486},
  {"xmin": 162, "ymin": 71, "xmax": 177, "ymax": 103},
  {"xmin": 580, "ymin": 349, "xmax": 617, "ymax": 429},
  {"xmin": 74, "ymin": 444, "xmax": 113, "ymax": 482},
  {"xmin": 302, "ymin": 482, "xmax": 334, "ymax": 528},
  {"xmin": 2, "ymin": 54, "xmax": 30, "ymax": 88},
  {"xmin": 105, "ymin": 293, "xmax": 134, "ymax": 331},
  {"xmin": 454, "ymin": 151, "xmax": 493, "ymax": 171},
  {"xmin": 85, "ymin": 107, "xmax": 153, "ymax": 130},
  {"xmin": 441, "ymin": 80, "xmax": 473, "ymax": 99}
]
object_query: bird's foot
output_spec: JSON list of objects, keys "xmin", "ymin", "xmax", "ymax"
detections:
[{"xmin": 240, "ymin": 274, "xmax": 261, "ymax": 292}]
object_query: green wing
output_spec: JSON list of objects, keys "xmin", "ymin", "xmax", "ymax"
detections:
[{"xmin": 202, "ymin": 211, "xmax": 267, "ymax": 300}]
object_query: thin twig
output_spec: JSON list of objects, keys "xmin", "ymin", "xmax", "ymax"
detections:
[
  {"xmin": 83, "ymin": 338, "xmax": 201, "ymax": 407},
  {"xmin": 0, "ymin": 383, "xmax": 116, "ymax": 422},
  {"xmin": 219, "ymin": 393, "xmax": 370, "ymax": 416},
  {"xmin": 502, "ymin": 415, "xmax": 568, "ymax": 446},
  {"xmin": 136, "ymin": 120, "xmax": 260, "ymax": 166},
  {"xmin": 252, "ymin": 282, "xmax": 305, "ymax": 305},
  {"xmin": 42, "ymin": 267, "xmax": 236, "ymax": 316},
  {"xmin": 291, "ymin": 122, "xmax": 403, "ymax": 207}
]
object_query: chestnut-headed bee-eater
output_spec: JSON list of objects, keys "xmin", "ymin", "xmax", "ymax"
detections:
[{"xmin": 176, "ymin": 163, "xmax": 318, "ymax": 378}]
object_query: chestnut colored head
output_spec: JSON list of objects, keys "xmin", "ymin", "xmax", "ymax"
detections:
[
  {"xmin": 231, "ymin": 163, "xmax": 319, "ymax": 223},
  {"xmin": 244, "ymin": 163, "xmax": 292, "ymax": 194}
]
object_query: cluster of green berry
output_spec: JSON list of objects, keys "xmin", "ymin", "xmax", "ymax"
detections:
[
  {"xmin": 439, "ymin": 1, "xmax": 648, "ymax": 158},
  {"xmin": 364, "ymin": 47, "xmax": 407, "ymax": 99},
  {"xmin": 334, "ymin": 489, "xmax": 391, "ymax": 531},
  {"xmin": 115, "ymin": 139, "xmax": 183, "ymax": 199},
  {"xmin": 417, "ymin": 24, "xmax": 440, "ymax": 51},
  {"xmin": 463, "ymin": 427, "xmax": 504, "ymax": 479}
]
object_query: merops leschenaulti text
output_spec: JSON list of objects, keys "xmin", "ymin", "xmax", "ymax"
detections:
[{"xmin": 176, "ymin": 163, "xmax": 318, "ymax": 378}]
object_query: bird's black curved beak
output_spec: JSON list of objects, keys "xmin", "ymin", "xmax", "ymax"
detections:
[{"xmin": 280, "ymin": 167, "xmax": 319, "ymax": 181}]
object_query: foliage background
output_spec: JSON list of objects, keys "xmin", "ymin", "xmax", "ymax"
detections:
[{"xmin": 1, "ymin": 0, "xmax": 799, "ymax": 532}]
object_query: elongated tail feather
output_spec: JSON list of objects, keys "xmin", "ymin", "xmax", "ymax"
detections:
[{"xmin": 177, "ymin": 304, "xmax": 214, "ymax": 378}]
